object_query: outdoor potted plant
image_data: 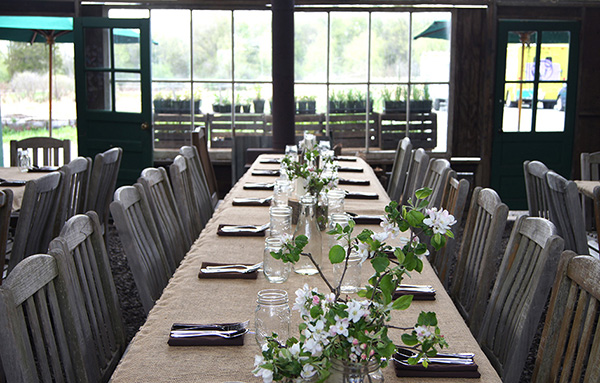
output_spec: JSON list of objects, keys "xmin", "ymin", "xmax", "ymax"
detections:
[
  {"xmin": 193, "ymin": 89, "xmax": 202, "ymax": 114},
  {"xmin": 383, "ymin": 86, "xmax": 405, "ymax": 114},
  {"xmin": 212, "ymin": 94, "xmax": 232, "ymax": 114},
  {"xmin": 253, "ymin": 188, "xmax": 454, "ymax": 382},
  {"xmin": 243, "ymin": 98, "xmax": 252, "ymax": 113},
  {"xmin": 408, "ymin": 85, "xmax": 432, "ymax": 113},
  {"xmin": 254, "ymin": 85, "xmax": 266, "ymax": 114},
  {"xmin": 296, "ymin": 95, "xmax": 317, "ymax": 115},
  {"xmin": 153, "ymin": 91, "xmax": 174, "ymax": 113}
]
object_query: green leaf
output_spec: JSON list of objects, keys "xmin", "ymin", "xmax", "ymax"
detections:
[
  {"xmin": 401, "ymin": 333, "xmax": 418, "ymax": 346},
  {"xmin": 329, "ymin": 245, "xmax": 346, "ymax": 264},
  {"xmin": 379, "ymin": 274, "xmax": 394, "ymax": 304},
  {"xmin": 446, "ymin": 229, "xmax": 454, "ymax": 239},
  {"xmin": 310, "ymin": 305, "xmax": 322, "ymax": 319},
  {"xmin": 294, "ymin": 235, "xmax": 309, "ymax": 248},
  {"xmin": 270, "ymin": 250, "xmax": 281, "ymax": 260},
  {"xmin": 371, "ymin": 255, "xmax": 389, "ymax": 273},
  {"xmin": 392, "ymin": 294, "xmax": 413, "ymax": 310},
  {"xmin": 415, "ymin": 187, "xmax": 432, "ymax": 199},
  {"xmin": 357, "ymin": 230, "xmax": 372, "ymax": 242},
  {"xmin": 406, "ymin": 210, "xmax": 425, "ymax": 227},
  {"xmin": 394, "ymin": 248, "xmax": 405, "ymax": 263}
]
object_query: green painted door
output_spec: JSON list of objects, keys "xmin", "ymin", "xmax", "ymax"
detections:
[
  {"xmin": 74, "ymin": 17, "xmax": 152, "ymax": 186},
  {"xmin": 491, "ymin": 20, "xmax": 579, "ymax": 209}
]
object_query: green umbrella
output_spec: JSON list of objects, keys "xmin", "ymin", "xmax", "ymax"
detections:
[
  {"xmin": 414, "ymin": 20, "xmax": 450, "ymax": 40},
  {"xmin": 0, "ymin": 16, "xmax": 145, "ymax": 135}
]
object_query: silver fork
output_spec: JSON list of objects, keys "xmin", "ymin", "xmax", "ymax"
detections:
[
  {"xmin": 220, "ymin": 223, "xmax": 270, "ymax": 232},
  {"xmin": 233, "ymin": 196, "xmax": 273, "ymax": 204},
  {"xmin": 201, "ymin": 262, "xmax": 263, "ymax": 274},
  {"xmin": 170, "ymin": 328, "xmax": 249, "ymax": 338}
]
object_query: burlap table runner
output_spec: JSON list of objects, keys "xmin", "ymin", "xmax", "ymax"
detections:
[{"xmin": 110, "ymin": 155, "xmax": 501, "ymax": 382}]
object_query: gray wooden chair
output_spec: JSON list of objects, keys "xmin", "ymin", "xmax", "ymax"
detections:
[
  {"xmin": 0, "ymin": 253, "xmax": 92, "ymax": 382},
  {"xmin": 86, "ymin": 147, "xmax": 123, "ymax": 237},
  {"xmin": 7, "ymin": 171, "xmax": 62, "ymax": 274},
  {"xmin": 0, "ymin": 190, "xmax": 13, "ymax": 281},
  {"xmin": 56, "ymin": 157, "xmax": 92, "ymax": 236},
  {"xmin": 386, "ymin": 137, "xmax": 412, "ymax": 202},
  {"xmin": 428, "ymin": 170, "xmax": 469, "ymax": 288},
  {"xmin": 451, "ymin": 187, "xmax": 508, "ymax": 335},
  {"xmin": 532, "ymin": 250, "xmax": 600, "ymax": 382},
  {"xmin": 180, "ymin": 145, "xmax": 214, "ymax": 226},
  {"xmin": 49, "ymin": 211, "xmax": 126, "ymax": 383},
  {"xmin": 546, "ymin": 170, "xmax": 590, "ymax": 255},
  {"xmin": 524, "ymin": 160, "xmax": 551, "ymax": 219},
  {"xmin": 400, "ymin": 148, "xmax": 429, "ymax": 206},
  {"xmin": 581, "ymin": 151, "xmax": 600, "ymax": 230},
  {"xmin": 170, "ymin": 155, "xmax": 204, "ymax": 241},
  {"xmin": 478, "ymin": 215, "xmax": 564, "ymax": 382},
  {"xmin": 192, "ymin": 127, "xmax": 219, "ymax": 207},
  {"xmin": 419, "ymin": 158, "xmax": 452, "ymax": 209},
  {"xmin": 10, "ymin": 137, "xmax": 71, "ymax": 167},
  {"xmin": 110, "ymin": 184, "xmax": 171, "ymax": 314},
  {"xmin": 139, "ymin": 167, "xmax": 191, "ymax": 272}
]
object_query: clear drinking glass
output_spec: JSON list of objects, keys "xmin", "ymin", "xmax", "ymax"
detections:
[
  {"xmin": 285, "ymin": 144, "xmax": 298, "ymax": 162},
  {"xmin": 269, "ymin": 205, "xmax": 292, "ymax": 239},
  {"xmin": 326, "ymin": 189, "xmax": 346, "ymax": 218},
  {"xmin": 293, "ymin": 195, "xmax": 322, "ymax": 275},
  {"xmin": 333, "ymin": 249, "xmax": 362, "ymax": 294},
  {"xmin": 263, "ymin": 237, "xmax": 291, "ymax": 283},
  {"xmin": 327, "ymin": 213, "xmax": 350, "ymax": 253},
  {"xmin": 17, "ymin": 149, "xmax": 31, "ymax": 172},
  {"xmin": 255, "ymin": 289, "xmax": 290, "ymax": 347},
  {"xmin": 273, "ymin": 179, "xmax": 291, "ymax": 206}
]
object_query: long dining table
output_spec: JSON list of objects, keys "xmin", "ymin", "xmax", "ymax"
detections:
[{"xmin": 109, "ymin": 154, "xmax": 502, "ymax": 382}]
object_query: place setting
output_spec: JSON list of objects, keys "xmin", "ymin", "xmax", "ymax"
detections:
[
  {"xmin": 343, "ymin": 190, "xmax": 379, "ymax": 199},
  {"xmin": 243, "ymin": 182, "xmax": 275, "ymax": 190},
  {"xmin": 217, "ymin": 223, "xmax": 270, "ymax": 236},
  {"xmin": 392, "ymin": 346, "xmax": 481, "ymax": 378},
  {"xmin": 198, "ymin": 261, "xmax": 262, "ymax": 279},
  {"xmin": 251, "ymin": 169, "xmax": 280, "ymax": 176},
  {"xmin": 338, "ymin": 178, "xmax": 370, "ymax": 186},
  {"xmin": 168, "ymin": 320, "xmax": 250, "ymax": 347},
  {"xmin": 232, "ymin": 195, "xmax": 273, "ymax": 206}
]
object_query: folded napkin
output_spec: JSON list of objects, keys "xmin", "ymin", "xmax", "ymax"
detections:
[
  {"xmin": 0, "ymin": 179, "xmax": 27, "ymax": 186},
  {"xmin": 244, "ymin": 182, "xmax": 275, "ymax": 190},
  {"xmin": 27, "ymin": 166, "xmax": 60, "ymax": 173},
  {"xmin": 345, "ymin": 191, "xmax": 378, "ymax": 200},
  {"xmin": 349, "ymin": 215, "xmax": 383, "ymax": 225},
  {"xmin": 198, "ymin": 262, "xmax": 259, "ymax": 279},
  {"xmin": 232, "ymin": 197, "xmax": 271, "ymax": 206},
  {"xmin": 168, "ymin": 321, "xmax": 246, "ymax": 346},
  {"xmin": 338, "ymin": 178, "xmax": 370, "ymax": 186},
  {"xmin": 393, "ymin": 285, "xmax": 436, "ymax": 301},
  {"xmin": 334, "ymin": 156, "xmax": 357, "ymax": 162},
  {"xmin": 217, "ymin": 224, "xmax": 266, "ymax": 237},
  {"xmin": 393, "ymin": 350, "xmax": 480, "ymax": 378},
  {"xmin": 338, "ymin": 166, "xmax": 363, "ymax": 173},
  {"xmin": 252, "ymin": 169, "xmax": 280, "ymax": 176},
  {"xmin": 260, "ymin": 158, "xmax": 281, "ymax": 164}
]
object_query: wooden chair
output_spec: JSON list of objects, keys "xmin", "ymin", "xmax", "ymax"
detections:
[
  {"xmin": 139, "ymin": 167, "xmax": 191, "ymax": 272},
  {"xmin": 170, "ymin": 155, "xmax": 204, "ymax": 242},
  {"xmin": 56, "ymin": 157, "xmax": 92, "ymax": 236},
  {"xmin": 192, "ymin": 127, "xmax": 219, "ymax": 207},
  {"xmin": 7, "ymin": 171, "xmax": 62, "ymax": 274},
  {"xmin": 0, "ymin": 253, "xmax": 92, "ymax": 382},
  {"xmin": 400, "ymin": 148, "xmax": 429, "ymax": 206},
  {"xmin": 524, "ymin": 160, "xmax": 551, "ymax": 219},
  {"xmin": 428, "ymin": 170, "xmax": 469, "ymax": 287},
  {"xmin": 546, "ymin": 170, "xmax": 590, "ymax": 255},
  {"xmin": 10, "ymin": 137, "xmax": 71, "ymax": 167},
  {"xmin": 532, "ymin": 251, "xmax": 600, "ymax": 382},
  {"xmin": 419, "ymin": 158, "xmax": 452, "ymax": 209},
  {"xmin": 386, "ymin": 137, "xmax": 412, "ymax": 202},
  {"xmin": 478, "ymin": 215, "xmax": 564, "ymax": 382},
  {"xmin": 0, "ymin": 190, "xmax": 13, "ymax": 281},
  {"xmin": 49, "ymin": 212, "xmax": 126, "ymax": 382},
  {"xmin": 110, "ymin": 184, "xmax": 171, "ymax": 314},
  {"xmin": 450, "ymin": 187, "xmax": 508, "ymax": 335},
  {"xmin": 580, "ymin": 151, "xmax": 600, "ymax": 230},
  {"xmin": 180, "ymin": 146, "xmax": 214, "ymax": 226},
  {"xmin": 86, "ymin": 147, "xmax": 123, "ymax": 237}
]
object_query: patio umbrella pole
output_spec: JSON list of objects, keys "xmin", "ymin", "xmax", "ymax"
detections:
[{"xmin": 48, "ymin": 34, "xmax": 54, "ymax": 137}]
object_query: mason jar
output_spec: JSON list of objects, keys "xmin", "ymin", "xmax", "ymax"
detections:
[
  {"xmin": 263, "ymin": 237, "xmax": 291, "ymax": 283},
  {"xmin": 255, "ymin": 289, "xmax": 290, "ymax": 347},
  {"xmin": 270, "ymin": 205, "xmax": 293, "ymax": 239}
]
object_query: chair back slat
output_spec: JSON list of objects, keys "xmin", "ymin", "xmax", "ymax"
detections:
[
  {"xmin": 192, "ymin": 128, "xmax": 219, "ymax": 206},
  {"xmin": 451, "ymin": 187, "xmax": 508, "ymax": 335},
  {"xmin": 478, "ymin": 215, "xmax": 564, "ymax": 382},
  {"xmin": 0, "ymin": 254, "xmax": 92, "ymax": 382},
  {"xmin": 86, "ymin": 147, "xmax": 123, "ymax": 236},
  {"xmin": 8, "ymin": 172, "xmax": 63, "ymax": 273},
  {"xmin": 0, "ymin": 190, "xmax": 13, "ymax": 281},
  {"xmin": 420, "ymin": 158, "xmax": 452, "ymax": 209},
  {"xmin": 524, "ymin": 160, "xmax": 552, "ymax": 219},
  {"xmin": 110, "ymin": 185, "xmax": 171, "ymax": 314},
  {"xmin": 10, "ymin": 137, "xmax": 71, "ymax": 167},
  {"xmin": 400, "ymin": 148, "xmax": 429, "ymax": 206},
  {"xmin": 387, "ymin": 137, "xmax": 412, "ymax": 202},
  {"xmin": 170, "ymin": 155, "xmax": 204, "ymax": 240},
  {"xmin": 139, "ymin": 167, "xmax": 191, "ymax": 271},
  {"xmin": 180, "ymin": 146, "xmax": 214, "ymax": 227},
  {"xmin": 56, "ymin": 157, "xmax": 92, "ymax": 236}
]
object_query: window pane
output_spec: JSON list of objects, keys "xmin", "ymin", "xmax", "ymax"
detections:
[
  {"xmin": 330, "ymin": 12, "xmax": 368, "ymax": 82},
  {"xmin": 502, "ymin": 83, "xmax": 533, "ymax": 132},
  {"xmin": 540, "ymin": 31, "xmax": 570, "ymax": 81},
  {"xmin": 505, "ymin": 31, "xmax": 537, "ymax": 82},
  {"xmin": 152, "ymin": 10, "xmax": 191, "ymax": 80},
  {"xmin": 295, "ymin": 12, "xmax": 328, "ymax": 82},
  {"xmin": 371, "ymin": 13, "xmax": 409, "ymax": 82},
  {"xmin": 153, "ymin": 82, "xmax": 193, "ymax": 114},
  {"xmin": 115, "ymin": 72, "xmax": 141, "ymax": 113},
  {"xmin": 535, "ymin": 82, "xmax": 565, "ymax": 132},
  {"xmin": 114, "ymin": 28, "xmax": 140, "ymax": 70},
  {"xmin": 295, "ymin": 84, "xmax": 325, "ymax": 116},
  {"xmin": 84, "ymin": 28, "xmax": 111, "ymax": 69},
  {"xmin": 192, "ymin": 10, "xmax": 232, "ymax": 81},
  {"xmin": 411, "ymin": 13, "xmax": 451, "ymax": 82},
  {"xmin": 234, "ymin": 11, "xmax": 272, "ymax": 81},
  {"xmin": 86, "ymin": 72, "xmax": 112, "ymax": 111}
]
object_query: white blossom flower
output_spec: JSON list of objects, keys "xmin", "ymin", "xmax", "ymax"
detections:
[
  {"xmin": 356, "ymin": 241, "xmax": 371, "ymax": 264},
  {"xmin": 324, "ymin": 293, "xmax": 335, "ymax": 304},
  {"xmin": 380, "ymin": 217, "xmax": 400, "ymax": 239},
  {"xmin": 423, "ymin": 208, "xmax": 456, "ymax": 235},
  {"xmin": 290, "ymin": 342, "xmax": 301, "ymax": 356},
  {"xmin": 372, "ymin": 231, "xmax": 389, "ymax": 244},
  {"xmin": 253, "ymin": 355, "xmax": 273, "ymax": 383},
  {"xmin": 415, "ymin": 325, "xmax": 433, "ymax": 342},
  {"xmin": 293, "ymin": 284, "xmax": 312, "ymax": 316},
  {"xmin": 346, "ymin": 300, "xmax": 367, "ymax": 323},
  {"xmin": 302, "ymin": 336, "xmax": 323, "ymax": 357},
  {"xmin": 301, "ymin": 364, "xmax": 317, "ymax": 379},
  {"xmin": 330, "ymin": 315, "xmax": 349, "ymax": 337}
]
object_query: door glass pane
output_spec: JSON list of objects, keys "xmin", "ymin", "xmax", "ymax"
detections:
[
  {"xmin": 234, "ymin": 11, "xmax": 272, "ymax": 81},
  {"xmin": 540, "ymin": 31, "xmax": 570, "ymax": 80},
  {"xmin": 192, "ymin": 10, "xmax": 232, "ymax": 81},
  {"xmin": 330, "ymin": 12, "xmax": 368, "ymax": 82},
  {"xmin": 411, "ymin": 12, "xmax": 451, "ymax": 83},
  {"xmin": 115, "ymin": 72, "xmax": 141, "ymax": 113},
  {"xmin": 295, "ymin": 12, "xmax": 327, "ymax": 82},
  {"xmin": 535, "ymin": 83, "xmax": 565, "ymax": 132},
  {"xmin": 502, "ymin": 83, "xmax": 533, "ymax": 132},
  {"xmin": 114, "ymin": 28, "xmax": 140, "ymax": 70},
  {"xmin": 86, "ymin": 72, "xmax": 112, "ymax": 111},
  {"xmin": 84, "ymin": 28, "xmax": 111, "ymax": 69},
  {"xmin": 504, "ymin": 31, "xmax": 537, "ymax": 82},
  {"xmin": 152, "ymin": 9, "xmax": 191, "ymax": 80},
  {"xmin": 371, "ymin": 13, "xmax": 409, "ymax": 82}
]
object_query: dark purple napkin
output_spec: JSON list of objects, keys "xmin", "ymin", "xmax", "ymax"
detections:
[
  {"xmin": 393, "ymin": 287, "xmax": 436, "ymax": 301},
  {"xmin": 260, "ymin": 158, "xmax": 281, "ymax": 164},
  {"xmin": 0, "ymin": 180, "xmax": 27, "ymax": 186},
  {"xmin": 349, "ymin": 215, "xmax": 383, "ymax": 225},
  {"xmin": 232, "ymin": 198, "xmax": 271, "ymax": 206},
  {"xmin": 334, "ymin": 156, "xmax": 357, "ymax": 162},
  {"xmin": 338, "ymin": 166, "xmax": 363, "ymax": 173},
  {"xmin": 168, "ymin": 321, "xmax": 246, "ymax": 346},
  {"xmin": 27, "ymin": 166, "xmax": 60, "ymax": 173},
  {"xmin": 393, "ymin": 354, "xmax": 480, "ymax": 378},
  {"xmin": 244, "ymin": 182, "xmax": 274, "ymax": 190},
  {"xmin": 252, "ymin": 169, "xmax": 280, "ymax": 176},
  {"xmin": 217, "ymin": 224, "xmax": 266, "ymax": 237},
  {"xmin": 198, "ymin": 262, "xmax": 258, "ymax": 279},
  {"xmin": 338, "ymin": 178, "xmax": 370, "ymax": 186},
  {"xmin": 345, "ymin": 191, "xmax": 378, "ymax": 200}
]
